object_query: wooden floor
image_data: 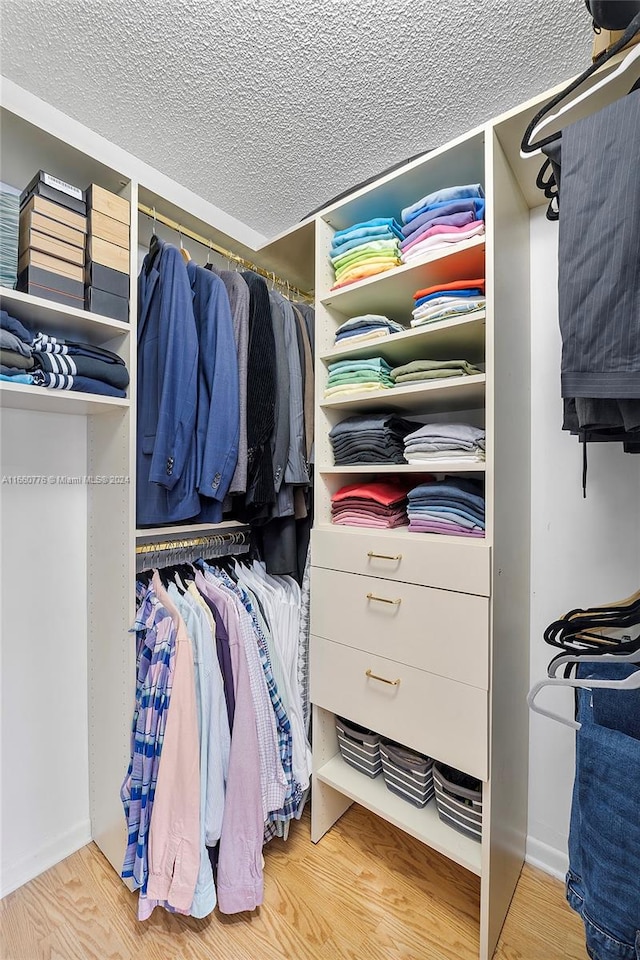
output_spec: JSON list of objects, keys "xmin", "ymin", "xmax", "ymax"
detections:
[{"xmin": 1, "ymin": 804, "xmax": 587, "ymax": 960}]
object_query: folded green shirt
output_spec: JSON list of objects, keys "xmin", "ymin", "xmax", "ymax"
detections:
[{"xmin": 391, "ymin": 358, "xmax": 482, "ymax": 381}]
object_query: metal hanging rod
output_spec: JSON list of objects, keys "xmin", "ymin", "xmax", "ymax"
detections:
[
  {"xmin": 135, "ymin": 529, "xmax": 250, "ymax": 573},
  {"xmin": 138, "ymin": 202, "xmax": 314, "ymax": 302},
  {"xmin": 135, "ymin": 530, "xmax": 249, "ymax": 556}
]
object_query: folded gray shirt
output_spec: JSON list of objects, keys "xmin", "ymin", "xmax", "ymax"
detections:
[{"xmin": 0, "ymin": 328, "xmax": 32, "ymax": 358}]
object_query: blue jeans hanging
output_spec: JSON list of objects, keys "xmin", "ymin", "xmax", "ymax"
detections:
[{"xmin": 567, "ymin": 663, "xmax": 640, "ymax": 960}]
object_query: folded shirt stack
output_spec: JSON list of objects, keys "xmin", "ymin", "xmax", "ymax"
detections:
[
  {"xmin": 407, "ymin": 476, "xmax": 485, "ymax": 537},
  {"xmin": 399, "ymin": 184, "xmax": 485, "ymax": 263},
  {"xmin": 0, "ymin": 329, "xmax": 130, "ymax": 397},
  {"xmin": 334, "ymin": 314, "xmax": 406, "ymax": 346},
  {"xmin": 403, "ymin": 422, "xmax": 486, "ymax": 465},
  {"xmin": 390, "ymin": 358, "xmax": 483, "ymax": 385},
  {"xmin": 411, "ymin": 278, "xmax": 486, "ymax": 328},
  {"xmin": 331, "ymin": 480, "xmax": 413, "ymax": 528},
  {"xmin": 329, "ymin": 413, "xmax": 420, "ymax": 465},
  {"xmin": 329, "ymin": 218, "xmax": 403, "ymax": 290},
  {"xmin": 0, "ymin": 309, "xmax": 34, "ymax": 378},
  {"xmin": 325, "ymin": 357, "xmax": 393, "ymax": 398}
]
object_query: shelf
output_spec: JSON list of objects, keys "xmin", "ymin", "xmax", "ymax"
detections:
[
  {"xmin": 316, "ymin": 754, "xmax": 482, "ymax": 876},
  {"xmin": 320, "ymin": 237, "xmax": 485, "ymax": 322},
  {"xmin": 0, "ymin": 288, "xmax": 130, "ymax": 344},
  {"xmin": 319, "ymin": 463, "xmax": 486, "ymax": 474},
  {"xmin": 136, "ymin": 520, "xmax": 248, "ymax": 543},
  {"xmin": 320, "ymin": 374, "xmax": 486, "ymax": 414},
  {"xmin": 0, "ymin": 380, "xmax": 130, "ymax": 415},
  {"xmin": 313, "ymin": 523, "xmax": 489, "ymax": 549},
  {"xmin": 321, "ymin": 312, "xmax": 486, "ymax": 367}
]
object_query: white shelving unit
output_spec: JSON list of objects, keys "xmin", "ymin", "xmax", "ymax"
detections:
[{"xmin": 310, "ymin": 123, "xmax": 531, "ymax": 960}]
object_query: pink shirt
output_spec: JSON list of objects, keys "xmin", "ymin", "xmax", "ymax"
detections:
[{"xmin": 141, "ymin": 574, "xmax": 200, "ymax": 916}]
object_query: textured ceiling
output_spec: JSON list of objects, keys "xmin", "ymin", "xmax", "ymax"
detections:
[{"xmin": 1, "ymin": 0, "xmax": 592, "ymax": 238}]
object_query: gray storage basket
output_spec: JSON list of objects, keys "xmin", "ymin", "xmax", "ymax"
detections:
[
  {"xmin": 380, "ymin": 739, "xmax": 435, "ymax": 808},
  {"xmin": 335, "ymin": 716, "xmax": 382, "ymax": 778},
  {"xmin": 433, "ymin": 762, "xmax": 483, "ymax": 841}
]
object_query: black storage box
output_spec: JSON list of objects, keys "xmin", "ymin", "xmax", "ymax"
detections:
[
  {"xmin": 20, "ymin": 171, "xmax": 87, "ymax": 217},
  {"xmin": 17, "ymin": 265, "xmax": 85, "ymax": 309},
  {"xmin": 85, "ymin": 286, "xmax": 129, "ymax": 322},
  {"xmin": 85, "ymin": 260, "xmax": 129, "ymax": 298}
]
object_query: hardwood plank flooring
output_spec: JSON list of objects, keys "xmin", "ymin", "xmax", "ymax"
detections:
[{"xmin": 0, "ymin": 805, "xmax": 587, "ymax": 960}]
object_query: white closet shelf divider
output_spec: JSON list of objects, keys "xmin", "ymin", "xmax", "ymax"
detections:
[
  {"xmin": 0, "ymin": 288, "xmax": 131, "ymax": 345},
  {"xmin": 319, "ymin": 463, "xmax": 487, "ymax": 474},
  {"xmin": 316, "ymin": 754, "xmax": 482, "ymax": 876},
  {"xmin": 321, "ymin": 312, "xmax": 486, "ymax": 367},
  {"xmin": 320, "ymin": 374, "xmax": 486, "ymax": 414},
  {"xmin": 0, "ymin": 380, "xmax": 130, "ymax": 415},
  {"xmin": 320, "ymin": 236, "xmax": 485, "ymax": 320}
]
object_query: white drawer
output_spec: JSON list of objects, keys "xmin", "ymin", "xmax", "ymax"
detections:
[
  {"xmin": 311, "ymin": 526, "xmax": 490, "ymax": 596},
  {"xmin": 310, "ymin": 567, "xmax": 489, "ymax": 689},
  {"xmin": 310, "ymin": 635, "xmax": 488, "ymax": 780}
]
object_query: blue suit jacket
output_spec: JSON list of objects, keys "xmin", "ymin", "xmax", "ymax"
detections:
[
  {"xmin": 137, "ymin": 240, "xmax": 200, "ymax": 524},
  {"xmin": 187, "ymin": 261, "xmax": 239, "ymax": 522}
]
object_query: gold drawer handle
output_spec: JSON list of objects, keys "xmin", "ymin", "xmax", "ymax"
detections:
[
  {"xmin": 367, "ymin": 551, "xmax": 402, "ymax": 561},
  {"xmin": 366, "ymin": 592, "xmax": 401, "ymax": 605},
  {"xmin": 365, "ymin": 668, "xmax": 401, "ymax": 686}
]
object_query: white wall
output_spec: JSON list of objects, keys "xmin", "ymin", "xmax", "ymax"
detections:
[
  {"xmin": 0, "ymin": 409, "xmax": 91, "ymax": 896},
  {"xmin": 526, "ymin": 207, "xmax": 640, "ymax": 878}
]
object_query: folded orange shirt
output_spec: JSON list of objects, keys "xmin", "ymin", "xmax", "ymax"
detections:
[{"xmin": 413, "ymin": 278, "xmax": 486, "ymax": 301}]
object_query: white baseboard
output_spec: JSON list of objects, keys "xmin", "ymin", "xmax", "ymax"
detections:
[
  {"xmin": 0, "ymin": 819, "xmax": 92, "ymax": 898},
  {"xmin": 525, "ymin": 835, "xmax": 569, "ymax": 881}
]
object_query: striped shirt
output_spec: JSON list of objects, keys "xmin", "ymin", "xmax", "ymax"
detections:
[{"xmin": 121, "ymin": 585, "xmax": 176, "ymax": 890}]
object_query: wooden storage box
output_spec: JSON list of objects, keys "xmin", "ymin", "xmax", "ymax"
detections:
[
  {"xmin": 86, "ymin": 183, "xmax": 130, "ymax": 225},
  {"xmin": 19, "ymin": 227, "xmax": 85, "ymax": 266},
  {"xmin": 88, "ymin": 209, "xmax": 129, "ymax": 250}
]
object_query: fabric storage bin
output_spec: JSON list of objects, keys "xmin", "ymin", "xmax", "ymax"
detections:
[
  {"xmin": 335, "ymin": 716, "xmax": 382, "ymax": 777},
  {"xmin": 380, "ymin": 739, "xmax": 435, "ymax": 808},
  {"xmin": 433, "ymin": 762, "xmax": 483, "ymax": 841}
]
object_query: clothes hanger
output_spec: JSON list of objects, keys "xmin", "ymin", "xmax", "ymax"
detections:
[
  {"xmin": 520, "ymin": 11, "xmax": 640, "ymax": 158},
  {"xmin": 146, "ymin": 207, "xmax": 161, "ymax": 272},
  {"xmin": 178, "ymin": 227, "xmax": 191, "ymax": 263},
  {"xmin": 547, "ymin": 642, "xmax": 640, "ymax": 680},
  {"xmin": 528, "ymin": 666, "xmax": 640, "ymax": 730}
]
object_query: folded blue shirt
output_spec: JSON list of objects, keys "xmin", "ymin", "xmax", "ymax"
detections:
[
  {"xmin": 0, "ymin": 309, "xmax": 33, "ymax": 344},
  {"xmin": 333, "ymin": 218, "xmax": 403, "ymax": 240},
  {"xmin": 414, "ymin": 289, "xmax": 484, "ymax": 309},
  {"xmin": 332, "ymin": 223, "xmax": 404, "ymax": 250},
  {"xmin": 402, "ymin": 200, "xmax": 486, "ymax": 238},
  {"xmin": 0, "ymin": 372, "xmax": 34, "ymax": 384},
  {"xmin": 32, "ymin": 370, "xmax": 127, "ymax": 397},
  {"xmin": 402, "ymin": 185, "xmax": 484, "ymax": 224},
  {"xmin": 330, "ymin": 229, "xmax": 401, "ymax": 257}
]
